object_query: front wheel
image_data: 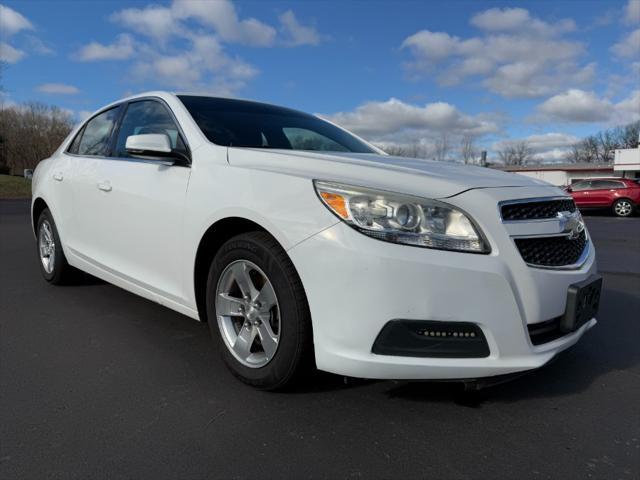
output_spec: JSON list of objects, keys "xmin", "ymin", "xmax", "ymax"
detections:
[
  {"xmin": 205, "ymin": 232, "xmax": 314, "ymax": 390},
  {"xmin": 613, "ymin": 198, "xmax": 634, "ymax": 217}
]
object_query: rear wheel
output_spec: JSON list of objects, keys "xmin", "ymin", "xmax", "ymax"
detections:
[
  {"xmin": 36, "ymin": 209, "xmax": 75, "ymax": 284},
  {"xmin": 612, "ymin": 198, "xmax": 634, "ymax": 217},
  {"xmin": 205, "ymin": 232, "xmax": 314, "ymax": 390}
]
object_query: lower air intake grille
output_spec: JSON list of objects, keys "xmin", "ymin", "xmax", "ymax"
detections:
[
  {"xmin": 515, "ymin": 230, "xmax": 587, "ymax": 267},
  {"xmin": 527, "ymin": 317, "xmax": 564, "ymax": 345}
]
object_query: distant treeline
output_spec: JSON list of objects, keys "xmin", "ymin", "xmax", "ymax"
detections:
[
  {"xmin": 0, "ymin": 102, "xmax": 75, "ymax": 175},
  {"xmin": 564, "ymin": 120, "xmax": 639, "ymax": 164}
]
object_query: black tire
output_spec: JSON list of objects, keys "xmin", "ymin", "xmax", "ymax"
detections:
[
  {"xmin": 36, "ymin": 208, "xmax": 75, "ymax": 284},
  {"xmin": 205, "ymin": 232, "xmax": 314, "ymax": 390},
  {"xmin": 612, "ymin": 198, "xmax": 634, "ymax": 217}
]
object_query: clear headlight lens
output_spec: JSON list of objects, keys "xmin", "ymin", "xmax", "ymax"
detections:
[{"xmin": 314, "ymin": 181, "xmax": 489, "ymax": 253}]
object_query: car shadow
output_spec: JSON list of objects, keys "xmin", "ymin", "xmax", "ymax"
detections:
[
  {"xmin": 582, "ymin": 209, "xmax": 638, "ymax": 218},
  {"xmin": 61, "ymin": 269, "xmax": 106, "ymax": 286},
  {"xmin": 83, "ymin": 271, "xmax": 637, "ymax": 401}
]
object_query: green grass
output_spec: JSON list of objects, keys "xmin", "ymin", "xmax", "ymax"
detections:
[{"xmin": 0, "ymin": 174, "xmax": 32, "ymax": 199}]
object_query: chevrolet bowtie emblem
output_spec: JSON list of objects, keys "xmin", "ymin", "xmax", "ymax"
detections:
[{"xmin": 557, "ymin": 210, "xmax": 585, "ymax": 240}]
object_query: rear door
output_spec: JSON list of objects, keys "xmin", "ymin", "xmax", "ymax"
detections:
[
  {"xmin": 589, "ymin": 180, "xmax": 623, "ymax": 207},
  {"xmin": 65, "ymin": 105, "xmax": 123, "ymax": 261},
  {"xmin": 89, "ymin": 99, "xmax": 191, "ymax": 301}
]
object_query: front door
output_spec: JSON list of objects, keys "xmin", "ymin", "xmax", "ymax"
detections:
[
  {"xmin": 90, "ymin": 99, "xmax": 192, "ymax": 302},
  {"xmin": 570, "ymin": 180, "xmax": 593, "ymax": 208}
]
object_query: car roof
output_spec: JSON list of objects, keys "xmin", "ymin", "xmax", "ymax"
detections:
[
  {"xmin": 580, "ymin": 178, "xmax": 632, "ymax": 182},
  {"xmin": 85, "ymin": 91, "xmax": 315, "ymax": 124}
]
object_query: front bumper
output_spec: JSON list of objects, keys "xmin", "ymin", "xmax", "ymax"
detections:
[{"xmin": 287, "ymin": 186, "xmax": 598, "ymax": 380}]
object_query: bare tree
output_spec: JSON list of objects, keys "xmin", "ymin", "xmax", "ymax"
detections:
[
  {"xmin": 498, "ymin": 140, "xmax": 532, "ymax": 166},
  {"xmin": 378, "ymin": 141, "xmax": 436, "ymax": 159},
  {"xmin": 582, "ymin": 136, "xmax": 600, "ymax": 163},
  {"xmin": 597, "ymin": 130, "xmax": 616, "ymax": 163},
  {"xmin": 433, "ymin": 133, "xmax": 450, "ymax": 162},
  {"xmin": 565, "ymin": 121, "xmax": 640, "ymax": 164},
  {"xmin": 614, "ymin": 121, "xmax": 640, "ymax": 149},
  {"xmin": 563, "ymin": 143, "xmax": 582, "ymax": 163},
  {"xmin": 0, "ymin": 102, "xmax": 74, "ymax": 175},
  {"xmin": 460, "ymin": 134, "xmax": 478, "ymax": 164}
]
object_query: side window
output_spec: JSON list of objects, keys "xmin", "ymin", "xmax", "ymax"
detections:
[
  {"xmin": 67, "ymin": 126, "xmax": 85, "ymax": 154},
  {"xmin": 114, "ymin": 100, "xmax": 187, "ymax": 158},
  {"xmin": 281, "ymin": 127, "xmax": 349, "ymax": 152},
  {"xmin": 75, "ymin": 107, "xmax": 121, "ymax": 156},
  {"xmin": 591, "ymin": 180, "xmax": 623, "ymax": 190},
  {"xmin": 571, "ymin": 181, "xmax": 591, "ymax": 191}
]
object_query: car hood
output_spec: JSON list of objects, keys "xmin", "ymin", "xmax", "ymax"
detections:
[{"xmin": 227, "ymin": 148, "xmax": 555, "ymax": 199}]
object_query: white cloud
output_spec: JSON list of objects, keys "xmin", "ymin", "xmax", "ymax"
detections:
[
  {"xmin": 535, "ymin": 89, "xmax": 640, "ymax": 124},
  {"xmin": 110, "ymin": 5, "xmax": 180, "ymax": 42},
  {"xmin": 74, "ymin": 34, "xmax": 135, "ymax": 61},
  {"xmin": 611, "ymin": 90, "xmax": 640, "ymax": 125},
  {"xmin": 36, "ymin": 83, "xmax": 80, "ymax": 95},
  {"xmin": 624, "ymin": 0, "xmax": 640, "ymax": 25},
  {"xmin": 109, "ymin": 1, "xmax": 325, "ymax": 47},
  {"xmin": 172, "ymin": 0, "xmax": 276, "ymax": 46},
  {"xmin": 131, "ymin": 35, "xmax": 258, "ymax": 95},
  {"xmin": 322, "ymin": 97, "xmax": 500, "ymax": 149},
  {"xmin": 77, "ymin": 1, "xmax": 322, "ymax": 93},
  {"xmin": 536, "ymin": 89, "xmax": 612, "ymax": 122},
  {"xmin": 110, "ymin": 0, "xmax": 276, "ymax": 46},
  {"xmin": 279, "ymin": 10, "xmax": 321, "ymax": 46},
  {"xmin": 0, "ymin": 4, "xmax": 38, "ymax": 64},
  {"xmin": 0, "ymin": 41, "xmax": 24, "ymax": 63},
  {"xmin": 401, "ymin": 8, "xmax": 592, "ymax": 98},
  {"xmin": 471, "ymin": 7, "xmax": 576, "ymax": 36},
  {"xmin": 611, "ymin": 28, "xmax": 640, "ymax": 58},
  {"xmin": 0, "ymin": 4, "xmax": 33, "ymax": 37}
]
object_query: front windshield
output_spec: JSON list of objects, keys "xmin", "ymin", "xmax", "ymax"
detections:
[{"xmin": 178, "ymin": 95, "xmax": 376, "ymax": 154}]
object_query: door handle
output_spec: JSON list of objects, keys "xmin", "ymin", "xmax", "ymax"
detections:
[
  {"xmin": 53, "ymin": 173, "xmax": 63, "ymax": 181},
  {"xmin": 97, "ymin": 181, "xmax": 112, "ymax": 192}
]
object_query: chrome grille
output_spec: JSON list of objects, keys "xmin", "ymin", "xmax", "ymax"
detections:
[
  {"xmin": 500, "ymin": 197, "xmax": 589, "ymax": 269},
  {"xmin": 514, "ymin": 230, "xmax": 587, "ymax": 267},
  {"xmin": 501, "ymin": 198, "xmax": 576, "ymax": 221}
]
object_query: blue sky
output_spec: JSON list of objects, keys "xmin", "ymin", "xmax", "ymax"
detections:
[{"xmin": 1, "ymin": 0, "xmax": 639, "ymax": 160}]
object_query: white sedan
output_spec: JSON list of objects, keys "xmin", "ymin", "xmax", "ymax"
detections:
[{"xmin": 31, "ymin": 92, "xmax": 601, "ymax": 389}]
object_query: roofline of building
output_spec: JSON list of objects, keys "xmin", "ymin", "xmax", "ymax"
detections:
[{"xmin": 494, "ymin": 163, "xmax": 614, "ymax": 172}]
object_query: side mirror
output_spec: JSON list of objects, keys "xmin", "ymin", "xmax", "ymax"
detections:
[
  {"xmin": 125, "ymin": 134, "xmax": 189, "ymax": 165},
  {"xmin": 565, "ymin": 186, "xmax": 572, "ymax": 193}
]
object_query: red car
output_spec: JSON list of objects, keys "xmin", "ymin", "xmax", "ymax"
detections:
[{"xmin": 567, "ymin": 178, "xmax": 640, "ymax": 217}]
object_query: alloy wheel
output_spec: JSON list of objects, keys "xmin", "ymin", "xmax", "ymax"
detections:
[
  {"xmin": 614, "ymin": 200, "xmax": 632, "ymax": 217},
  {"xmin": 39, "ymin": 220, "xmax": 56, "ymax": 274},
  {"xmin": 215, "ymin": 260, "xmax": 280, "ymax": 368}
]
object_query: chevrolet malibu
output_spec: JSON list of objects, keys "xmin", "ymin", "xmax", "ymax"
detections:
[{"xmin": 31, "ymin": 92, "xmax": 601, "ymax": 390}]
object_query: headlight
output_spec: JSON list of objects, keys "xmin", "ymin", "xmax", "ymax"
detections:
[{"xmin": 314, "ymin": 181, "xmax": 489, "ymax": 253}]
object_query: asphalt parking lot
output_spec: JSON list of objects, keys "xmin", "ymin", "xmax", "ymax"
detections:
[{"xmin": 1, "ymin": 199, "xmax": 639, "ymax": 480}]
